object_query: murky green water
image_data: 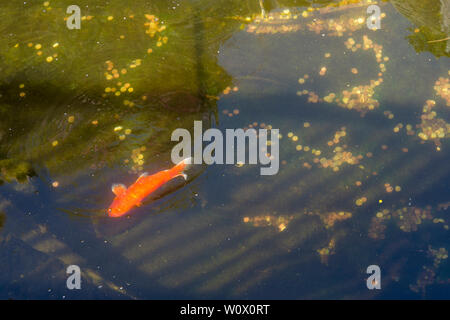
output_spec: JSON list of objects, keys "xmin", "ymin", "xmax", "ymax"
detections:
[{"xmin": 0, "ymin": 0, "xmax": 449, "ymax": 299}]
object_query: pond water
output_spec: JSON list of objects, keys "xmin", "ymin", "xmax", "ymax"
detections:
[{"xmin": 0, "ymin": 0, "xmax": 449, "ymax": 299}]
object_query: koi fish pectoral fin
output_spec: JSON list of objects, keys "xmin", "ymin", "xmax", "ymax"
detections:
[{"xmin": 112, "ymin": 183, "xmax": 127, "ymax": 196}]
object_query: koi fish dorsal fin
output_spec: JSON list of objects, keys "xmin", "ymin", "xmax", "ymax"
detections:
[
  {"xmin": 136, "ymin": 172, "xmax": 149, "ymax": 183},
  {"xmin": 111, "ymin": 183, "xmax": 127, "ymax": 196}
]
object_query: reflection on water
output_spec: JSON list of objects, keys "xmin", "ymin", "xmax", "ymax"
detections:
[{"xmin": 0, "ymin": 0, "xmax": 449, "ymax": 299}]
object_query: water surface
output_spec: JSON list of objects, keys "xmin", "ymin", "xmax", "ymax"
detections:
[{"xmin": 0, "ymin": 0, "xmax": 449, "ymax": 299}]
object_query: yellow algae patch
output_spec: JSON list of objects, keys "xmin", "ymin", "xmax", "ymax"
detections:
[
  {"xmin": 434, "ymin": 76, "xmax": 450, "ymax": 106},
  {"xmin": 394, "ymin": 207, "xmax": 433, "ymax": 232},
  {"xmin": 327, "ymin": 212, "xmax": 352, "ymax": 227},
  {"xmin": 243, "ymin": 214, "xmax": 293, "ymax": 232},
  {"xmin": 417, "ymin": 76, "xmax": 450, "ymax": 148},
  {"xmin": 144, "ymin": 14, "xmax": 166, "ymax": 38},
  {"xmin": 355, "ymin": 197, "xmax": 367, "ymax": 206},
  {"xmin": 317, "ymin": 238, "xmax": 335, "ymax": 265},
  {"xmin": 308, "ymin": 211, "xmax": 352, "ymax": 229},
  {"xmin": 369, "ymin": 206, "xmax": 436, "ymax": 239},
  {"xmin": 368, "ymin": 209, "xmax": 390, "ymax": 239},
  {"xmin": 323, "ymin": 93, "xmax": 336, "ymax": 103},
  {"xmin": 125, "ymin": 147, "xmax": 147, "ymax": 173},
  {"xmin": 384, "ymin": 110, "xmax": 394, "ymax": 119},
  {"xmin": 298, "ymin": 35, "xmax": 385, "ymax": 116},
  {"xmin": 418, "ymin": 98, "xmax": 450, "ymax": 147}
]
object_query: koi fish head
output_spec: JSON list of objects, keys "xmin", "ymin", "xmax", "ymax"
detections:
[
  {"xmin": 107, "ymin": 183, "xmax": 133, "ymax": 217},
  {"xmin": 107, "ymin": 200, "xmax": 127, "ymax": 217}
]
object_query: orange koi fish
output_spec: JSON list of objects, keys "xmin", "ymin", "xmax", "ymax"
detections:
[{"xmin": 107, "ymin": 157, "xmax": 192, "ymax": 217}]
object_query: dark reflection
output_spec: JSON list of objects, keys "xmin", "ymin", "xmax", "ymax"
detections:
[
  {"xmin": 0, "ymin": 0, "xmax": 237, "ymax": 202},
  {"xmin": 0, "ymin": 212, "xmax": 5, "ymax": 230}
]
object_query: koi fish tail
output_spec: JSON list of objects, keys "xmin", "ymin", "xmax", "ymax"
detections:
[{"xmin": 170, "ymin": 157, "xmax": 192, "ymax": 180}]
